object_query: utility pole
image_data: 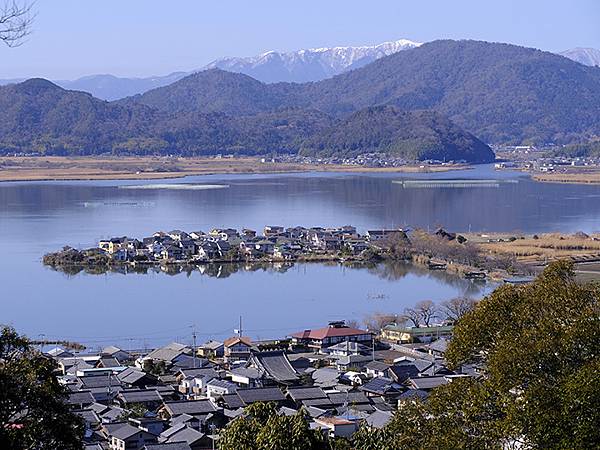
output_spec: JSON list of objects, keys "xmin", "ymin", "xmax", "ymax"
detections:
[
  {"xmin": 38, "ymin": 334, "xmax": 46, "ymax": 353},
  {"xmin": 239, "ymin": 316, "xmax": 243, "ymax": 338},
  {"xmin": 192, "ymin": 326, "xmax": 197, "ymax": 369},
  {"xmin": 372, "ymin": 332, "xmax": 376, "ymax": 362},
  {"xmin": 107, "ymin": 370, "xmax": 112, "ymax": 404}
]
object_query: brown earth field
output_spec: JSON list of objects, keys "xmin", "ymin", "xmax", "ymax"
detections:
[{"xmin": 0, "ymin": 156, "xmax": 469, "ymax": 182}]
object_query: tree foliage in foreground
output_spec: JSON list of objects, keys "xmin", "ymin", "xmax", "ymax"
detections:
[
  {"xmin": 218, "ymin": 402, "xmax": 330, "ymax": 450},
  {"xmin": 353, "ymin": 261, "xmax": 600, "ymax": 449},
  {"xmin": 0, "ymin": 326, "xmax": 84, "ymax": 449}
]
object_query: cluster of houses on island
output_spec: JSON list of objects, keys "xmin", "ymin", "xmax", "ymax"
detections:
[
  {"xmin": 47, "ymin": 320, "xmax": 471, "ymax": 450},
  {"xmin": 95, "ymin": 226, "xmax": 406, "ymax": 264}
]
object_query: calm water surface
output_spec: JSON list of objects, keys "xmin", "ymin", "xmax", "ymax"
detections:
[{"xmin": 1, "ymin": 165, "xmax": 599, "ymax": 348}]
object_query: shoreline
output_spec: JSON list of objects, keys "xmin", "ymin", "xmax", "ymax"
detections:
[{"xmin": 0, "ymin": 156, "xmax": 470, "ymax": 182}]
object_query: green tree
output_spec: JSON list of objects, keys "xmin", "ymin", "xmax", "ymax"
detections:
[
  {"xmin": 218, "ymin": 402, "xmax": 329, "ymax": 450},
  {"xmin": 117, "ymin": 403, "xmax": 148, "ymax": 421},
  {"xmin": 0, "ymin": 326, "xmax": 84, "ymax": 449},
  {"xmin": 353, "ymin": 261, "xmax": 600, "ymax": 449}
]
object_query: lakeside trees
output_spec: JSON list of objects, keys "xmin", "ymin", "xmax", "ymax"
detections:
[{"xmin": 0, "ymin": 326, "xmax": 84, "ymax": 449}]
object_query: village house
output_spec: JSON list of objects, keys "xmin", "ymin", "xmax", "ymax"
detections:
[
  {"xmin": 198, "ymin": 340, "xmax": 224, "ymax": 358},
  {"xmin": 314, "ymin": 417, "xmax": 358, "ymax": 439},
  {"xmin": 365, "ymin": 229, "xmax": 407, "ymax": 242},
  {"xmin": 206, "ymin": 378, "xmax": 238, "ymax": 399},
  {"xmin": 223, "ymin": 337, "xmax": 253, "ymax": 363},
  {"xmin": 105, "ymin": 423, "xmax": 157, "ymax": 450},
  {"xmin": 263, "ymin": 225, "xmax": 284, "ymax": 237},
  {"xmin": 380, "ymin": 324, "xmax": 454, "ymax": 344},
  {"xmin": 291, "ymin": 322, "xmax": 373, "ymax": 351}
]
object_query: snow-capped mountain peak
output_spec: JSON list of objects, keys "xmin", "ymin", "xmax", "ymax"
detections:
[
  {"xmin": 203, "ymin": 38, "xmax": 422, "ymax": 83},
  {"xmin": 560, "ymin": 47, "xmax": 600, "ymax": 67}
]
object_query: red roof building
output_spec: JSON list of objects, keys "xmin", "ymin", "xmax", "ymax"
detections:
[{"xmin": 291, "ymin": 321, "xmax": 373, "ymax": 350}]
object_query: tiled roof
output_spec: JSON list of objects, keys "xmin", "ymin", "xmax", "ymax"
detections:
[
  {"xmin": 237, "ymin": 387, "xmax": 286, "ymax": 404},
  {"xmin": 251, "ymin": 351, "xmax": 299, "ymax": 383},
  {"xmin": 118, "ymin": 389, "xmax": 162, "ymax": 404},
  {"xmin": 68, "ymin": 391, "xmax": 95, "ymax": 405},
  {"xmin": 291, "ymin": 326, "xmax": 370, "ymax": 340},
  {"xmin": 408, "ymin": 376, "xmax": 450, "ymax": 390},
  {"xmin": 327, "ymin": 391, "xmax": 370, "ymax": 406},
  {"xmin": 360, "ymin": 377, "xmax": 402, "ymax": 395},
  {"xmin": 163, "ymin": 400, "xmax": 217, "ymax": 416},
  {"xmin": 223, "ymin": 336, "xmax": 252, "ymax": 347},
  {"xmin": 286, "ymin": 386, "xmax": 328, "ymax": 402}
]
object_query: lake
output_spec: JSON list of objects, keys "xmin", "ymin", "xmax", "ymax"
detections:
[{"xmin": 2, "ymin": 164, "xmax": 599, "ymax": 349}]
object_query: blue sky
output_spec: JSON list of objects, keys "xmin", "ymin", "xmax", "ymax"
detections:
[{"xmin": 1, "ymin": 0, "xmax": 599, "ymax": 79}]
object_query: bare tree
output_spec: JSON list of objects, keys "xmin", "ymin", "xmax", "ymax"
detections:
[
  {"xmin": 401, "ymin": 309, "xmax": 421, "ymax": 328},
  {"xmin": 441, "ymin": 296, "xmax": 477, "ymax": 322},
  {"xmin": 362, "ymin": 312, "xmax": 398, "ymax": 332},
  {"xmin": 345, "ymin": 319, "xmax": 360, "ymax": 329},
  {"xmin": 1, "ymin": 1, "xmax": 34, "ymax": 47},
  {"xmin": 403, "ymin": 300, "xmax": 438, "ymax": 327}
]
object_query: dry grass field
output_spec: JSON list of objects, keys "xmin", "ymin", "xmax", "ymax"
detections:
[
  {"xmin": 532, "ymin": 167, "xmax": 600, "ymax": 184},
  {"xmin": 0, "ymin": 156, "xmax": 467, "ymax": 182},
  {"xmin": 474, "ymin": 233, "xmax": 600, "ymax": 265}
]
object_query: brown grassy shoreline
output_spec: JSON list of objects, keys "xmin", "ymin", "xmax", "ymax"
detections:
[{"xmin": 0, "ymin": 156, "xmax": 469, "ymax": 182}]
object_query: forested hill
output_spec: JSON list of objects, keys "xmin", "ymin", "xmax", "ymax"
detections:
[
  {"xmin": 3, "ymin": 39, "xmax": 599, "ymax": 160},
  {"xmin": 296, "ymin": 40, "xmax": 600, "ymax": 144},
  {"xmin": 0, "ymin": 79, "xmax": 490, "ymax": 161},
  {"xmin": 300, "ymin": 106, "xmax": 495, "ymax": 163},
  {"xmin": 127, "ymin": 40, "xmax": 600, "ymax": 145}
]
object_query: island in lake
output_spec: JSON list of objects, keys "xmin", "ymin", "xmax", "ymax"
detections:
[{"xmin": 43, "ymin": 225, "xmax": 547, "ymax": 281}]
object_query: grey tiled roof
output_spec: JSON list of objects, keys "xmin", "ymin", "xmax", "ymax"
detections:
[
  {"xmin": 118, "ymin": 389, "xmax": 162, "ymax": 404},
  {"xmin": 327, "ymin": 391, "xmax": 370, "ymax": 405},
  {"xmin": 221, "ymin": 393, "xmax": 245, "ymax": 409},
  {"xmin": 80, "ymin": 374, "xmax": 121, "ymax": 389},
  {"xmin": 74, "ymin": 409, "xmax": 101, "ymax": 424},
  {"xmin": 237, "ymin": 387, "xmax": 286, "ymax": 404},
  {"xmin": 398, "ymin": 389, "xmax": 429, "ymax": 401},
  {"xmin": 287, "ymin": 386, "xmax": 328, "ymax": 402},
  {"xmin": 163, "ymin": 400, "xmax": 217, "ymax": 416},
  {"xmin": 365, "ymin": 410, "xmax": 393, "ymax": 429},
  {"xmin": 165, "ymin": 427, "xmax": 205, "ymax": 445},
  {"xmin": 144, "ymin": 442, "xmax": 192, "ymax": 450},
  {"xmin": 251, "ymin": 351, "xmax": 299, "ymax": 383},
  {"xmin": 110, "ymin": 423, "xmax": 147, "ymax": 440},
  {"xmin": 359, "ymin": 377, "xmax": 402, "ymax": 395},
  {"xmin": 207, "ymin": 378, "xmax": 237, "ymax": 390},
  {"xmin": 118, "ymin": 367, "xmax": 152, "ymax": 384},
  {"xmin": 68, "ymin": 391, "xmax": 95, "ymax": 405},
  {"xmin": 408, "ymin": 376, "xmax": 450, "ymax": 390}
]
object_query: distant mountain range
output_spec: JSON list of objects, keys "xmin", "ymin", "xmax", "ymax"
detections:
[
  {"xmin": 559, "ymin": 48, "xmax": 600, "ymax": 67},
  {"xmin": 127, "ymin": 40, "xmax": 600, "ymax": 145},
  {"xmin": 1, "ymin": 39, "xmax": 597, "ymax": 101},
  {"xmin": 203, "ymin": 39, "xmax": 421, "ymax": 83},
  {"xmin": 0, "ymin": 39, "xmax": 420, "ymax": 100},
  {"xmin": 1, "ymin": 39, "xmax": 600, "ymax": 161}
]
